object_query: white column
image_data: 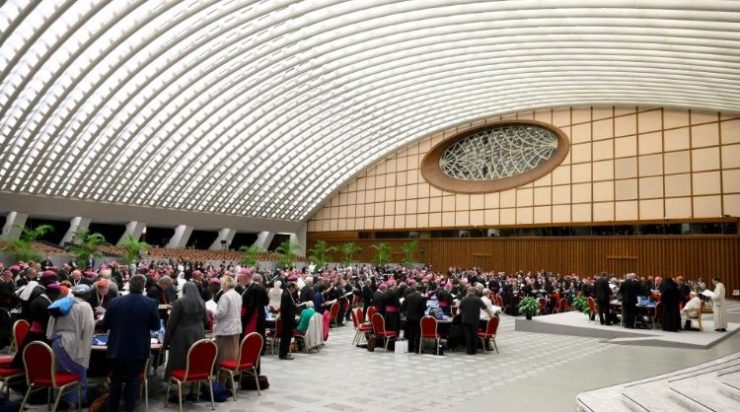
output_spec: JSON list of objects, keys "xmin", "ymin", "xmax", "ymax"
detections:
[
  {"xmin": 289, "ymin": 224, "xmax": 307, "ymax": 256},
  {"xmin": 116, "ymin": 221, "xmax": 146, "ymax": 246},
  {"xmin": 166, "ymin": 225, "xmax": 192, "ymax": 249},
  {"xmin": 209, "ymin": 228, "xmax": 236, "ymax": 250},
  {"xmin": 60, "ymin": 217, "xmax": 91, "ymax": 246},
  {"xmin": 252, "ymin": 231, "xmax": 274, "ymax": 250},
  {"xmin": 0, "ymin": 211, "xmax": 28, "ymax": 241}
]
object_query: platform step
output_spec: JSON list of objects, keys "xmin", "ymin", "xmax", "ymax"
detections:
[
  {"xmin": 622, "ymin": 382, "xmax": 703, "ymax": 412},
  {"xmin": 669, "ymin": 372, "xmax": 739, "ymax": 412},
  {"xmin": 577, "ymin": 353, "xmax": 740, "ymax": 412},
  {"xmin": 717, "ymin": 370, "xmax": 740, "ymax": 401}
]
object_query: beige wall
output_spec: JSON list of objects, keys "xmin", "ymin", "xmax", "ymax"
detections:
[{"xmin": 308, "ymin": 106, "xmax": 740, "ymax": 232}]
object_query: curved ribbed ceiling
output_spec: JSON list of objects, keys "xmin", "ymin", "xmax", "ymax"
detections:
[{"xmin": 1, "ymin": 0, "xmax": 739, "ymax": 222}]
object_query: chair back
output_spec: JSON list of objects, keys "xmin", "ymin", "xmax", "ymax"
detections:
[
  {"xmin": 371, "ymin": 313, "xmax": 386, "ymax": 334},
  {"xmin": 275, "ymin": 317, "xmax": 283, "ymax": 336},
  {"xmin": 366, "ymin": 306, "xmax": 377, "ymax": 321},
  {"xmin": 538, "ymin": 298, "xmax": 547, "ymax": 313},
  {"xmin": 558, "ymin": 297, "xmax": 568, "ymax": 312},
  {"xmin": 420, "ymin": 316, "xmax": 438, "ymax": 338},
  {"xmin": 483, "ymin": 317, "xmax": 500, "ymax": 337},
  {"xmin": 356, "ymin": 307, "xmax": 365, "ymax": 323},
  {"xmin": 587, "ymin": 297, "xmax": 597, "ymax": 314},
  {"xmin": 329, "ymin": 302, "xmax": 340, "ymax": 320},
  {"xmin": 350, "ymin": 309, "xmax": 360, "ymax": 330},
  {"xmin": 13, "ymin": 319, "xmax": 30, "ymax": 352},
  {"xmin": 238, "ymin": 333, "xmax": 263, "ymax": 370},
  {"xmin": 494, "ymin": 294, "xmax": 504, "ymax": 307},
  {"xmin": 183, "ymin": 339, "xmax": 218, "ymax": 381},
  {"xmin": 653, "ymin": 302, "xmax": 662, "ymax": 321},
  {"xmin": 23, "ymin": 341, "xmax": 55, "ymax": 387}
]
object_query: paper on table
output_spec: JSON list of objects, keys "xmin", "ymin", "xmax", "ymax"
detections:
[{"xmin": 206, "ymin": 299, "xmax": 217, "ymax": 312}]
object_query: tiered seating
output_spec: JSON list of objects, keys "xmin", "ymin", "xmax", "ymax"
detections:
[
  {"xmin": 145, "ymin": 247, "xmax": 305, "ymax": 264},
  {"xmin": 577, "ymin": 352, "xmax": 740, "ymax": 411}
]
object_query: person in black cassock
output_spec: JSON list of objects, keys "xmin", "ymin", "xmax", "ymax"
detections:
[
  {"xmin": 402, "ymin": 284, "xmax": 426, "ymax": 353},
  {"xmin": 619, "ymin": 273, "xmax": 642, "ymax": 328},
  {"xmin": 659, "ymin": 277, "xmax": 682, "ymax": 332},
  {"xmin": 279, "ymin": 282, "xmax": 298, "ymax": 360},
  {"xmin": 593, "ymin": 273, "xmax": 612, "ymax": 325},
  {"xmin": 382, "ymin": 282, "xmax": 401, "ymax": 350}
]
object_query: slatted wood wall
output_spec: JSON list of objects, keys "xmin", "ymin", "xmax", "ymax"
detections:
[{"xmin": 307, "ymin": 234, "xmax": 740, "ymax": 296}]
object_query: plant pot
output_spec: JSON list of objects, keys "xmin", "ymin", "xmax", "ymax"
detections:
[{"xmin": 525, "ymin": 313, "xmax": 532, "ymax": 320}]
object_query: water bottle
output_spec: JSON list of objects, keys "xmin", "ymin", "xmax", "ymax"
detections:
[{"xmin": 157, "ymin": 319, "xmax": 165, "ymax": 343}]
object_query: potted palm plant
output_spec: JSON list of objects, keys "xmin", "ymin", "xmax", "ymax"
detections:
[
  {"xmin": 66, "ymin": 229, "xmax": 107, "ymax": 268},
  {"xmin": 0, "ymin": 224, "xmax": 53, "ymax": 262},
  {"xmin": 239, "ymin": 244, "xmax": 266, "ymax": 268},
  {"xmin": 518, "ymin": 296, "xmax": 539, "ymax": 320},
  {"xmin": 119, "ymin": 234, "xmax": 150, "ymax": 264},
  {"xmin": 308, "ymin": 240, "xmax": 336, "ymax": 271},
  {"xmin": 371, "ymin": 242, "xmax": 392, "ymax": 268},
  {"xmin": 338, "ymin": 242, "xmax": 361, "ymax": 267},
  {"xmin": 274, "ymin": 239, "xmax": 299, "ymax": 269}
]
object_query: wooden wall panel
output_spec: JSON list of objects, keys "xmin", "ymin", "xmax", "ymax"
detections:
[{"xmin": 308, "ymin": 233, "xmax": 740, "ymax": 297}]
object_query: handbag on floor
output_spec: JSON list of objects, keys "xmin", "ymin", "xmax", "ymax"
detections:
[
  {"xmin": 366, "ymin": 335, "xmax": 376, "ymax": 352},
  {"xmin": 240, "ymin": 372, "xmax": 270, "ymax": 390}
]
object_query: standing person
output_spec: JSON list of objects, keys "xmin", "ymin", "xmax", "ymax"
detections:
[
  {"xmin": 458, "ymin": 287, "xmax": 494, "ymax": 355},
  {"xmin": 268, "ymin": 280, "xmax": 282, "ymax": 314},
  {"xmin": 401, "ymin": 284, "xmax": 426, "ymax": 353},
  {"xmin": 240, "ymin": 272, "xmax": 269, "ymax": 338},
  {"xmin": 619, "ymin": 273, "xmax": 642, "ymax": 328},
  {"xmin": 163, "ymin": 282, "xmax": 207, "ymax": 380},
  {"xmin": 593, "ymin": 273, "xmax": 612, "ymax": 325},
  {"xmin": 102, "ymin": 274, "xmax": 160, "ymax": 412},
  {"xmin": 659, "ymin": 277, "xmax": 681, "ymax": 332},
  {"xmin": 709, "ymin": 277, "xmax": 727, "ymax": 332},
  {"xmin": 279, "ymin": 282, "xmax": 298, "ymax": 360},
  {"xmin": 212, "ymin": 276, "xmax": 242, "ymax": 367},
  {"xmin": 46, "ymin": 286, "xmax": 95, "ymax": 409}
]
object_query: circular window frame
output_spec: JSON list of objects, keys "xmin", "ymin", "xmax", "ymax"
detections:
[{"xmin": 420, "ymin": 120, "xmax": 570, "ymax": 193}]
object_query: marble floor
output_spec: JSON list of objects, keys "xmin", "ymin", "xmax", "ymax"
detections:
[{"xmin": 18, "ymin": 302, "xmax": 740, "ymax": 412}]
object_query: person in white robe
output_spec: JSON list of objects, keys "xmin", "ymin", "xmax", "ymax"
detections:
[{"xmin": 709, "ymin": 277, "xmax": 727, "ymax": 332}]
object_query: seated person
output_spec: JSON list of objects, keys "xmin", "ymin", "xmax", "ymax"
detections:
[
  {"xmin": 681, "ymin": 291, "xmax": 702, "ymax": 330},
  {"xmin": 296, "ymin": 301, "xmax": 316, "ymax": 334}
]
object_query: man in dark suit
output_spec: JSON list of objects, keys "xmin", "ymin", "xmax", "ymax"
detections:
[
  {"xmin": 279, "ymin": 282, "xmax": 298, "ymax": 360},
  {"xmin": 102, "ymin": 274, "xmax": 159, "ymax": 412},
  {"xmin": 619, "ymin": 273, "xmax": 642, "ymax": 328},
  {"xmin": 594, "ymin": 273, "xmax": 613, "ymax": 325},
  {"xmin": 459, "ymin": 287, "xmax": 494, "ymax": 355},
  {"xmin": 402, "ymin": 284, "xmax": 426, "ymax": 353}
]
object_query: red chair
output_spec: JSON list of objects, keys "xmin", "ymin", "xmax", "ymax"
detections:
[
  {"xmin": 350, "ymin": 309, "xmax": 372, "ymax": 346},
  {"xmin": 419, "ymin": 316, "xmax": 439, "ymax": 355},
  {"xmin": 558, "ymin": 297, "xmax": 570, "ymax": 312},
  {"xmin": 494, "ymin": 294, "xmax": 504, "ymax": 307},
  {"xmin": 19, "ymin": 341, "xmax": 81, "ymax": 412},
  {"xmin": 652, "ymin": 302, "xmax": 662, "ymax": 329},
  {"xmin": 355, "ymin": 307, "xmax": 365, "ymax": 324},
  {"xmin": 0, "ymin": 319, "xmax": 30, "ymax": 367},
  {"xmin": 165, "ymin": 339, "xmax": 218, "ymax": 412},
  {"xmin": 478, "ymin": 317, "xmax": 500, "ymax": 354},
  {"xmin": 218, "ymin": 333, "xmax": 263, "ymax": 400},
  {"xmin": 370, "ymin": 313, "xmax": 397, "ymax": 352},
  {"xmin": 366, "ymin": 306, "xmax": 378, "ymax": 323},
  {"xmin": 538, "ymin": 298, "xmax": 547, "ymax": 315},
  {"xmin": 587, "ymin": 297, "xmax": 598, "ymax": 325},
  {"xmin": 329, "ymin": 303, "xmax": 340, "ymax": 327}
]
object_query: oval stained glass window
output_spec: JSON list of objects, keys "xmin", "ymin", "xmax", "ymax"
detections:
[{"xmin": 421, "ymin": 120, "xmax": 569, "ymax": 193}]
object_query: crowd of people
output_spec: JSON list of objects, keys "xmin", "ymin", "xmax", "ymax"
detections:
[{"xmin": 0, "ymin": 257, "xmax": 730, "ymax": 409}]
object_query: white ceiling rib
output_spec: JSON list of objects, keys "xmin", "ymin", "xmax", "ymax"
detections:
[{"xmin": 0, "ymin": 0, "xmax": 739, "ymax": 223}]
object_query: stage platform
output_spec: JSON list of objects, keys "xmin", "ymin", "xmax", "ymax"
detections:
[{"xmin": 515, "ymin": 310, "xmax": 739, "ymax": 349}]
